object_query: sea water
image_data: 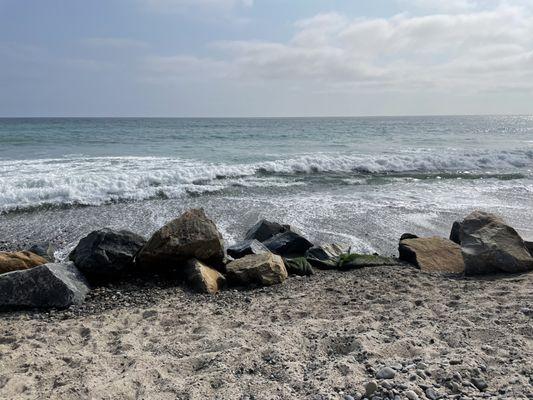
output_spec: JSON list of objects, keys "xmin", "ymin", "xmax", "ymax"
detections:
[{"xmin": 1, "ymin": 116, "xmax": 532, "ymax": 256}]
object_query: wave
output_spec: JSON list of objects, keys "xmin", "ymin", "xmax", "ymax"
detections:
[{"xmin": 0, "ymin": 149, "xmax": 531, "ymax": 213}]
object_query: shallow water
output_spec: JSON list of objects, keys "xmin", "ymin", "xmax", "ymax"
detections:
[{"xmin": 1, "ymin": 116, "xmax": 532, "ymax": 256}]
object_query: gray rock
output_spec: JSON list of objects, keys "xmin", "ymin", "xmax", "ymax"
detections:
[
  {"xmin": 263, "ymin": 231, "xmax": 313, "ymax": 258},
  {"xmin": 404, "ymin": 390, "xmax": 419, "ymax": 400},
  {"xmin": 471, "ymin": 377, "xmax": 488, "ymax": 391},
  {"xmin": 137, "ymin": 208, "xmax": 225, "ymax": 270},
  {"xmin": 244, "ymin": 219, "xmax": 290, "ymax": 242},
  {"xmin": 69, "ymin": 228, "xmax": 146, "ymax": 281},
  {"xmin": 0, "ymin": 262, "xmax": 89, "ymax": 309},
  {"xmin": 227, "ymin": 239, "xmax": 269, "ymax": 259},
  {"xmin": 376, "ymin": 367, "xmax": 396, "ymax": 380},
  {"xmin": 525, "ymin": 241, "xmax": 533, "ymax": 256},
  {"xmin": 305, "ymin": 244, "xmax": 344, "ymax": 269},
  {"xmin": 28, "ymin": 242, "xmax": 55, "ymax": 262},
  {"xmin": 425, "ymin": 388, "xmax": 438, "ymax": 400},
  {"xmin": 365, "ymin": 381, "xmax": 379, "ymax": 397},
  {"xmin": 459, "ymin": 211, "xmax": 533, "ymax": 275}
]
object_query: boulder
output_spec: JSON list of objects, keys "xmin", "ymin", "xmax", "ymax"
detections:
[
  {"xmin": 337, "ymin": 253, "xmax": 397, "ymax": 270},
  {"xmin": 399, "ymin": 237, "xmax": 465, "ymax": 274},
  {"xmin": 0, "ymin": 262, "xmax": 89, "ymax": 309},
  {"xmin": 262, "ymin": 231, "xmax": 313, "ymax": 258},
  {"xmin": 69, "ymin": 228, "xmax": 146, "ymax": 281},
  {"xmin": 244, "ymin": 219, "xmax": 290, "ymax": 242},
  {"xmin": 0, "ymin": 251, "xmax": 48, "ymax": 275},
  {"xmin": 226, "ymin": 253, "xmax": 287, "ymax": 287},
  {"xmin": 526, "ymin": 241, "xmax": 533, "ymax": 256},
  {"xmin": 283, "ymin": 257, "xmax": 314, "ymax": 276},
  {"xmin": 459, "ymin": 211, "xmax": 533, "ymax": 275},
  {"xmin": 137, "ymin": 209, "xmax": 224, "ymax": 270},
  {"xmin": 227, "ymin": 239, "xmax": 269, "ymax": 259},
  {"xmin": 185, "ymin": 259, "xmax": 226, "ymax": 294},
  {"xmin": 400, "ymin": 233, "xmax": 419, "ymax": 241},
  {"xmin": 306, "ymin": 244, "xmax": 344, "ymax": 269},
  {"xmin": 28, "ymin": 242, "xmax": 55, "ymax": 262},
  {"xmin": 449, "ymin": 221, "xmax": 462, "ymax": 244}
]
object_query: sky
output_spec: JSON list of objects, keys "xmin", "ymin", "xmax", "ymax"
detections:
[{"xmin": 1, "ymin": 0, "xmax": 533, "ymax": 117}]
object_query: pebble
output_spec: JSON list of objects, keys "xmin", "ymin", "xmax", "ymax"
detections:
[
  {"xmin": 471, "ymin": 377, "xmax": 488, "ymax": 391},
  {"xmin": 376, "ymin": 367, "xmax": 396, "ymax": 380},
  {"xmin": 365, "ymin": 381, "xmax": 379, "ymax": 397},
  {"xmin": 425, "ymin": 387, "xmax": 438, "ymax": 400},
  {"xmin": 404, "ymin": 390, "xmax": 419, "ymax": 400}
]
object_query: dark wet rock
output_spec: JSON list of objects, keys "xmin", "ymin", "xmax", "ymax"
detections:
[
  {"xmin": 0, "ymin": 262, "xmax": 89, "ymax": 309},
  {"xmin": 69, "ymin": 228, "xmax": 146, "ymax": 282},
  {"xmin": 227, "ymin": 239, "xmax": 269, "ymax": 259},
  {"xmin": 305, "ymin": 244, "xmax": 344, "ymax": 270},
  {"xmin": 337, "ymin": 253, "xmax": 397, "ymax": 270},
  {"xmin": 0, "ymin": 251, "xmax": 48, "ymax": 275},
  {"xmin": 244, "ymin": 219, "xmax": 290, "ymax": 242},
  {"xmin": 185, "ymin": 259, "xmax": 226, "ymax": 294},
  {"xmin": 459, "ymin": 211, "xmax": 533, "ymax": 275},
  {"xmin": 449, "ymin": 221, "xmax": 462, "ymax": 244},
  {"xmin": 283, "ymin": 257, "xmax": 314, "ymax": 276},
  {"xmin": 400, "ymin": 233, "xmax": 419, "ymax": 241},
  {"xmin": 262, "ymin": 231, "xmax": 313, "ymax": 258},
  {"xmin": 28, "ymin": 242, "xmax": 55, "ymax": 262},
  {"xmin": 525, "ymin": 241, "xmax": 533, "ymax": 256},
  {"xmin": 471, "ymin": 377, "xmax": 488, "ymax": 391},
  {"xmin": 226, "ymin": 253, "xmax": 287, "ymax": 287},
  {"xmin": 137, "ymin": 208, "xmax": 225, "ymax": 270},
  {"xmin": 399, "ymin": 237, "xmax": 465, "ymax": 274}
]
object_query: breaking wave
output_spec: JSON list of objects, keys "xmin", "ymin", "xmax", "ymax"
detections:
[{"xmin": 0, "ymin": 149, "xmax": 531, "ymax": 213}]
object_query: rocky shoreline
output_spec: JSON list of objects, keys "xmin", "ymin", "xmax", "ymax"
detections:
[{"xmin": 0, "ymin": 209, "xmax": 532, "ymax": 399}]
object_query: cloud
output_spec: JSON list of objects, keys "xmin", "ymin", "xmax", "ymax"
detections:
[{"xmin": 169, "ymin": 3, "xmax": 532, "ymax": 94}]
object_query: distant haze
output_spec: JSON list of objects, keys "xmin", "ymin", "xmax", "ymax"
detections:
[{"xmin": 1, "ymin": 0, "xmax": 533, "ymax": 117}]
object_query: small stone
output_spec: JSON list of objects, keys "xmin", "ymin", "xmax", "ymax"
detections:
[
  {"xmin": 471, "ymin": 377, "xmax": 488, "ymax": 391},
  {"xmin": 425, "ymin": 388, "xmax": 438, "ymax": 400},
  {"xmin": 376, "ymin": 367, "xmax": 396, "ymax": 380},
  {"xmin": 365, "ymin": 381, "xmax": 379, "ymax": 397},
  {"xmin": 404, "ymin": 390, "xmax": 419, "ymax": 400},
  {"xmin": 343, "ymin": 396, "xmax": 354, "ymax": 400}
]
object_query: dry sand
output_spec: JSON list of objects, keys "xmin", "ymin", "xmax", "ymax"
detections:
[{"xmin": 0, "ymin": 266, "xmax": 532, "ymax": 400}]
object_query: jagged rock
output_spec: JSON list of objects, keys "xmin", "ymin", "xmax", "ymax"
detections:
[
  {"xmin": 137, "ymin": 208, "xmax": 224, "ymax": 270},
  {"xmin": 227, "ymin": 239, "xmax": 269, "ymax": 259},
  {"xmin": 185, "ymin": 259, "xmax": 226, "ymax": 294},
  {"xmin": 283, "ymin": 257, "xmax": 314, "ymax": 276},
  {"xmin": 337, "ymin": 253, "xmax": 397, "ymax": 270},
  {"xmin": 399, "ymin": 237, "xmax": 465, "ymax": 274},
  {"xmin": 449, "ymin": 221, "xmax": 462, "ymax": 244},
  {"xmin": 305, "ymin": 244, "xmax": 344, "ymax": 269},
  {"xmin": 0, "ymin": 251, "xmax": 48, "ymax": 275},
  {"xmin": 0, "ymin": 262, "xmax": 89, "ymax": 309},
  {"xmin": 226, "ymin": 253, "xmax": 287, "ymax": 287},
  {"xmin": 262, "ymin": 231, "xmax": 313, "ymax": 258},
  {"xmin": 459, "ymin": 211, "xmax": 533, "ymax": 275},
  {"xmin": 69, "ymin": 228, "xmax": 146, "ymax": 281},
  {"xmin": 28, "ymin": 242, "xmax": 55, "ymax": 262},
  {"xmin": 244, "ymin": 219, "xmax": 291, "ymax": 242}
]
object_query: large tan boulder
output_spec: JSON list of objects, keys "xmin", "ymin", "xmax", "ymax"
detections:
[
  {"xmin": 185, "ymin": 259, "xmax": 226, "ymax": 294},
  {"xmin": 459, "ymin": 211, "xmax": 533, "ymax": 275},
  {"xmin": 399, "ymin": 237, "xmax": 465, "ymax": 274},
  {"xmin": 137, "ymin": 209, "xmax": 224, "ymax": 269},
  {"xmin": 0, "ymin": 251, "xmax": 48, "ymax": 275},
  {"xmin": 226, "ymin": 253, "xmax": 288, "ymax": 287}
]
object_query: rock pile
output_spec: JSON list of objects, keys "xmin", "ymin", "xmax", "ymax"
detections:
[{"xmin": 0, "ymin": 208, "xmax": 531, "ymax": 310}]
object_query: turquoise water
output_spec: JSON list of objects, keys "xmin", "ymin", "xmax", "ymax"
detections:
[{"xmin": 0, "ymin": 116, "xmax": 532, "ymax": 255}]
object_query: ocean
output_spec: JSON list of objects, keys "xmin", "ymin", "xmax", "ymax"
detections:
[{"xmin": 1, "ymin": 116, "xmax": 532, "ymax": 258}]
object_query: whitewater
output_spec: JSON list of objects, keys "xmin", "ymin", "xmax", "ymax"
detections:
[{"xmin": 1, "ymin": 116, "xmax": 532, "ymax": 256}]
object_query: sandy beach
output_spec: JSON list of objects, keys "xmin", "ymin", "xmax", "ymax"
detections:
[{"xmin": 1, "ymin": 265, "xmax": 531, "ymax": 400}]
